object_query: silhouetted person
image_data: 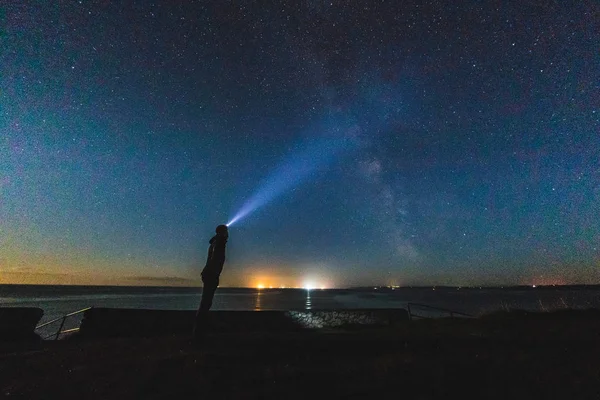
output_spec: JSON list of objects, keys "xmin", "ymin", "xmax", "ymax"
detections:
[{"xmin": 193, "ymin": 224, "xmax": 228, "ymax": 338}]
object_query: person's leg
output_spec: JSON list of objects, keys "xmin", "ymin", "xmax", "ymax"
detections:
[
  {"xmin": 199, "ymin": 281, "xmax": 218, "ymax": 312},
  {"xmin": 193, "ymin": 278, "xmax": 219, "ymax": 338}
]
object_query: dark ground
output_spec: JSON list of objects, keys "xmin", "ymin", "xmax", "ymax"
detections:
[{"xmin": 2, "ymin": 310, "xmax": 600, "ymax": 399}]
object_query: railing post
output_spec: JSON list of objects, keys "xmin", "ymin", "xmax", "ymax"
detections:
[{"xmin": 55, "ymin": 316, "xmax": 67, "ymax": 340}]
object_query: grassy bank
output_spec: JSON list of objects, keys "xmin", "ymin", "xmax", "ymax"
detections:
[{"xmin": 2, "ymin": 310, "xmax": 600, "ymax": 399}]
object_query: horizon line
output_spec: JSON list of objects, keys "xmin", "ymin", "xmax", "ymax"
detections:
[{"xmin": 2, "ymin": 283, "xmax": 600, "ymax": 289}]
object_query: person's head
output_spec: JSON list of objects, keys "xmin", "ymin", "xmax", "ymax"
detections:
[{"xmin": 215, "ymin": 224, "xmax": 228, "ymax": 238}]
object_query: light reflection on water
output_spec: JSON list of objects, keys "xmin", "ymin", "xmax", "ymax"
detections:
[{"xmin": 254, "ymin": 290, "xmax": 262, "ymax": 310}]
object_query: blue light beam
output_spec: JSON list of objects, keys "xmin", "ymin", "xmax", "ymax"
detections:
[{"xmin": 227, "ymin": 131, "xmax": 358, "ymax": 227}]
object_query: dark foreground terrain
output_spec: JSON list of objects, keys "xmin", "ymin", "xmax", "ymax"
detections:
[{"xmin": 2, "ymin": 310, "xmax": 600, "ymax": 399}]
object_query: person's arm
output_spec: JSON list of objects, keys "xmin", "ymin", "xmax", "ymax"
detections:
[
  {"xmin": 207, "ymin": 238, "xmax": 227, "ymax": 277},
  {"xmin": 202, "ymin": 240, "xmax": 216, "ymax": 277},
  {"xmin": 205, "ymin": 243, "xmax": 214, "ymax": 266}
]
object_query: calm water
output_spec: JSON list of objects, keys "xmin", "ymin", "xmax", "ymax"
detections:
[{"xmin": 3, "ymin": 284, "xmax": 600, "ymax": 325}]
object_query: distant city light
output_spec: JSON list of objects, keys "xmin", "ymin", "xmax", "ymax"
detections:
[{"xmin": 251, "ymin": 277, "xmax": 331, "ymax": 290}]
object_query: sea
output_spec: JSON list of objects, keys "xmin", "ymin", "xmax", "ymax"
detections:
[{"xmin": 2, "ymin": 285, "xmax": 600, "ymax": 339}]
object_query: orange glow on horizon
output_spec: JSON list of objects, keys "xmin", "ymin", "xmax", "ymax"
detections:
[{"xmin": 249, "ymin": 275, "xmax": 332, "ymax": 290}]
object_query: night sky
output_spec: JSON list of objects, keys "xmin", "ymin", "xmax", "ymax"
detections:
[{"xmin": 1, "ymin": 1, "xmax": 599, "ymax": 287}]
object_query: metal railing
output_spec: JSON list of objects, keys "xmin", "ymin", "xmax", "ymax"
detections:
[
  {"xmin": 407, "ymin": 303, "xmax": 472, "ymax": 321},
  {"xmin": 35, "ymin": 307, "xmax": 92, "ymax": 340}
]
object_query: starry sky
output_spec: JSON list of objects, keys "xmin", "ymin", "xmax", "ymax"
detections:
[{"xmin": 1, "ymin": 1, "xmax": 599, "ymax": 287}]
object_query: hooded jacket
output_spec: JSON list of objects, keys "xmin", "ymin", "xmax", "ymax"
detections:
[{"xmin": 201, "ymin": 235, "xmax": 227, "ymax": 281}]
